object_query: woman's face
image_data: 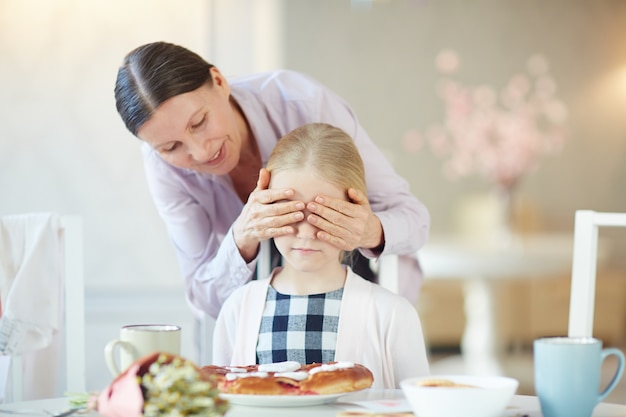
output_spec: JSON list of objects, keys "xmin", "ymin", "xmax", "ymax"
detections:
[
  {"xmin": 137, "ymin": 68, "xmax": 244, "ymax": 175},
  {"xmin": 270, "ymin": 167, "xmax": 345, "ymax": 273}
]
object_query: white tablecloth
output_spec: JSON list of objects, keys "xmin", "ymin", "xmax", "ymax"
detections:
[{"xmin": 1, "ymin": 390, "xmax": 625, "ymax": 417}]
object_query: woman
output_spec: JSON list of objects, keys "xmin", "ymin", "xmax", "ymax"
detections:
[
  {"xmin": 114, "ymin": 42, "xmax": 429, "ymax": 318},
  {"xmin": 213, "ymin": 123, "xmax": 430, "ymax": 388}
]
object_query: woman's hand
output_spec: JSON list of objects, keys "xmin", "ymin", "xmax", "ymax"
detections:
[
  {"xmin": 306, "ymin": 188, "xmax": 384, "ymax": 252},
  {"xmin": 232, "ymin": 168, "xmax": 305, "ymax": 262}
]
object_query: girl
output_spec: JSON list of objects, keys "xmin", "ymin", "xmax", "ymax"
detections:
[{"xmin": 212, "ymin": 123, "xmax": 430, "ymax": 389}]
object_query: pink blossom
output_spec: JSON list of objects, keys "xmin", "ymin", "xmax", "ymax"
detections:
[
  {"xmin": 409, "ymin": 51, "xmax": 568, "ymax": 189},
  {"xmin": 402, "ymin": 129, "xmax": 424, "ymax": 152},
  {"xmin": 436, "ymin": 49, "xmax": 460, "ymax": 74}
]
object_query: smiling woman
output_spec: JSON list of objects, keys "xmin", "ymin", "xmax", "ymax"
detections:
[{"xmin": 113, "ymin": 41, "xmax": 430, "ymax": 320}]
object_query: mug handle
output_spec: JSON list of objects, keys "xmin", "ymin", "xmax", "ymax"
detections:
[
  {"xmin": 598, "ymin": 348, "xmax": 625, "ymax": 403},
  {"xmin": 104, "ymin": 339, "xmax": 138, "ymax": 376}
]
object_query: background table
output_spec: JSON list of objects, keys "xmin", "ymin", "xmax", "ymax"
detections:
[
  {"xmin": 376, "ymin": 233, "xmax": 601, "ymax": 375},
  {"xmin": 419, "ymin": 233, "xmax": 576, "ymax": 375}
]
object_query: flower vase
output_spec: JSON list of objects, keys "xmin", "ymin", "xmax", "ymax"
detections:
[
  {"xmin": 454, "ymin": 189, "xmax": 516, "ymax": 246},
  {"xmin": 492, "ymin": 185, "xmax": 516, "ymax": 246}
]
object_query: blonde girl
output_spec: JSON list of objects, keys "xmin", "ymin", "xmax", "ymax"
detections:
[{"xmin": 213, "ymin": 123, "xmax": 430, "ymax": 389}]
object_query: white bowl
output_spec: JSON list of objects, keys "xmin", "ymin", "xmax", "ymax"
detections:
[{"xmin": 400, "ymin": 375, "xmax": 519, "ymax": 417}]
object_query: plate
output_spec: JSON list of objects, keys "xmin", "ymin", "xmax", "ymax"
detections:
[{"xmin": 219, "ymin": 392, "xmax": 347, "ymax": 407}]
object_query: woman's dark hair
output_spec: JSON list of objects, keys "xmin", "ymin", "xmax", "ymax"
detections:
[{"xmin": 114, "ymin": 42, "xmax": 215, "ymax": 135}]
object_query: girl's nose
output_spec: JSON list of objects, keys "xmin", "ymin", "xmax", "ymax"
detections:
[{"xmin": 295, "ymin": 215, "xmax": 318, "ymax": 239}]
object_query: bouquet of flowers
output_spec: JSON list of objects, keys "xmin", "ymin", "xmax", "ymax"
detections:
[
  {"xmin": 73, "ymin": 352, "xmax": 229, "ymax": 417},
  {"xmin": 404, "ymin": 50, "xmax": 568, "ymax": 191}
]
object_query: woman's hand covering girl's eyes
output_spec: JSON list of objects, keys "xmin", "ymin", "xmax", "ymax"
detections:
[
  {"xmin": 305, "ymin": 188, "xmax": 384, "ymax": 253},
  {"xmin": 231, "ymin": 168, "xmax": 305, "ymax": 262}
]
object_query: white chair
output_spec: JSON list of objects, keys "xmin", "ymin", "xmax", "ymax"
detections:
[
  {"xmin": 568, "ymin": 210, "xmax": 626, "ymax": 338},
  {"xmin": 1, "ymin": 214, "xmax": 85, "ymax": 402}
]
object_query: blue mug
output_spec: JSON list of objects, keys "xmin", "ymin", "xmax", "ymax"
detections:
[{"xmin": 534, "ymin": 337, "xmax": 625, "ymax": 417}]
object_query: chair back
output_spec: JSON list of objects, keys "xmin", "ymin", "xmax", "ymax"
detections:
[
  {"xmin": 568, "ymin": 210, "xmax": 626, "ymax": 337},
  {"xmin": 1, "ymin": 214, "xmax": 85, "ymax": 402}
]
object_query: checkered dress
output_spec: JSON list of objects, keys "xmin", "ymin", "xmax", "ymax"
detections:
[{"xmin": 256, "ymin": 286, "xmax": 344, "ymax": 364}]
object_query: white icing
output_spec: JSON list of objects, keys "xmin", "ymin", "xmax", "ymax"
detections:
[
  {"xmin": 308, "ymin": 361, "xmax": 355, "ymax": 374},
  {"xmin": 336, "ymin": 361, "xmax": 355, "ymax": 369},
  {"xmin": 258, "ymin": 361, "xmax": 301, "ymax": 373},
  {"xmin": 274, "ymin": 371, "xmax": 309, "ymax": 381},
  {"xmin": 224, "ymin": 361, "xmax": 355, "ymax": 381},
  {"xmin": 225, "ymin": 371, "xmax": 269, "ymax": 381}
]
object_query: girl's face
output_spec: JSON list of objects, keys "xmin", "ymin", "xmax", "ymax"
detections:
[
  {"xmin": 137, "ymin": 68, "xmax": 244, "ymax": 175},
  {"xmin": 270, "ymin": 167, "xmax": 345, "ymax": 273}
]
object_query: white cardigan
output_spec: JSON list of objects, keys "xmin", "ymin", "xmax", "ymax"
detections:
[{"xmin": 212, "ymin": 268, "xmax": 430, "ymax": 389}]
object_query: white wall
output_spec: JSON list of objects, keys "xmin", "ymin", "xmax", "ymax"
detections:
[{"xmin": 0, "ymin": 0, "xmax": 209, "ymax": 290}]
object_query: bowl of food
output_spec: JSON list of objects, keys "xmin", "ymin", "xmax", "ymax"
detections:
[{"xmin": 400, "ymin": 375, "xmax": 519, "ymax": 417}]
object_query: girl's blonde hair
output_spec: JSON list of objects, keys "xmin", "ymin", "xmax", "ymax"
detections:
[{"xmin": 266, "ymin": 123, "xmax": 366, "ymax": 195}]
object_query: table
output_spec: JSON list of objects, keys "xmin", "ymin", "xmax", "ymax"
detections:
[
  {"xmin": 2, "ymin": 390, "xmax": 625, "ymax": 417},
  {"xmin": 377, "ymin": 233, "xmax": 599, "ymax": 375},
  {"xmin": 422, "ymin": 233, "xmax": 577, "ymax": 375}
]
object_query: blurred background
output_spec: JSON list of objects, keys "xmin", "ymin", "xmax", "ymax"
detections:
[{"xmin": 1, "ymin": 0, "xmax": 625, "ymax": 399}]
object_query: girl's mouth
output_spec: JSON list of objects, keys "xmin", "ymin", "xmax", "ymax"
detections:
[{"xmin": 292, "ymin": 248, "xmax": 318, "ymax": 255}]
